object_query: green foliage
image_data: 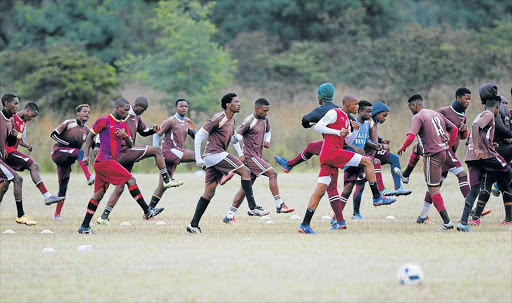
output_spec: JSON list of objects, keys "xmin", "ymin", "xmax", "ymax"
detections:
[
  {"xmin": 0, "ymin": 45, "xmax": 119, "ymax": 112},
  {"xmin": 119, "ymin": 0, "xmax": 236, "ymax": 113}
]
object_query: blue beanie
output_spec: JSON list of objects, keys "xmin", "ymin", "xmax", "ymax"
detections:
[
  {"xmin": 317, "ymin": 83, "xmax": 334, "ymax": 102},
  {"xmin": 372, "ymin": 102, "xmax": 389, "ymax": 117}
]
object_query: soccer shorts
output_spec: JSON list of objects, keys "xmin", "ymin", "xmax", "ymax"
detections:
[
  {"xmin": 423, "ymin": 150, "xmax": 447, "ymax": 187},
  {"xmin": 117, "ymin": 146, "xmax": 148, "ymax": 172},
  {"xmin": 466, "ymin": 156, "xmax": 508, "ymax": 187},
  {"xmin": 51, "ymin": 147, "xmax": 81, "ymax": 183},
  {"xmin": 162, "ymin": 147, "xmax": 187, "ymax": 178},
  {"xmin": 441, "ymin": 149, "xmax": 464, "ymax": 178},
  {"xmin": 0, "ymin": 160, "xmax": 18, "ymax": 182},
  {"xmin": 318, "ymin": 149, "xmax": 362, "ymax": 185},
  {"xmin": 245, "ymin": 155, "xmax": 272, "ymax": 179},
  {"xmin": 205, "ymin": 154, "xmax": 244, "ymax": 185},
  {"xmin": 344, "ymin": 166, "xmax": 364, "ymax": 185},
  {"xmin": 93, "ymin": 160, "xmax": 132, "ymax": 192},
  {"xmin": 5, "ymin": 150, "xmax": 34, "ymax": 171}
]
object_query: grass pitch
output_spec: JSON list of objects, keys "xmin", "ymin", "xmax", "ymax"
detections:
[{"xmin": 1, "ymin": 172, "xmax": 511, "ymax": 302}]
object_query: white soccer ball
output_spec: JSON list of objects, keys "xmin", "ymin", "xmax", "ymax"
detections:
[{"xmin": 397, "ymin": 263, "xmax": 424, "ymax": 285}]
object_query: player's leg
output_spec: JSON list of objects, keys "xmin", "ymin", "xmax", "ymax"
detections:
[
  {"xmin": 496, "ymin": 174, "xmax": 512, "ymax": 225},
  {"xmin": 399, "ymin": 142, "xmax": 422, "ymax": 182},
  {"xmin": 54, "ymin": 164, "xmax": 72, "ymax": 219},
  {"xmin": 379, "ymin": 151, "xmax": 412, "ymax": 195},
  {"xmin": 0, "ymin": 180, "xmax": 8, "ymax": 201},
  {"xmin": 263, "ymin": 167, "xmax": 294, "ymax": 213},
  {"xmin": 124, "ymin": 176, "xmax": 160, "ymax": 219},
  {"xmin": 275, "ymin": 141, "xmax": 322, "ymax": 173},
  {"xmin": 424, "ymin": 152, "xmax": 453, "ymax": 230},
  {"xmin": 0, "ymin": 160, "xmax": 36, "ymax": 225},
  {"xmin": 97, "ymin": 183, "xmax": 125, "ymax": 224},
  {"xmin": 78, "ymin": 185, "xmax": 107, "ymax": 234},
  {"xmin": 77, "ymin": 149, "xmax": 94, "ymax": 185},
  {"xmin": 352, "ymin": 181, "xmax": 365, "ymax": 219},
  {"xmin": 358, "ymin": 156, "xmax": 396, "ymax": 205},
  {"xmin": 188, "ymin": 177, "xmax": 219, "ymax": 233},
  {"xmin": 299, "ymin": 169, "xmax": 330, "ymax": 234},
  {"xmin": 223, "ymin": 180, "xmax": 254, "ymax": 224},
  {"xmin": 138, "ymin": 146, "xmax": 177, "ymax": 187}
]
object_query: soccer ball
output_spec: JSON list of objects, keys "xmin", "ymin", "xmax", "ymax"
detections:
[{"xmin": 396, "ymin": 263, "xmax": 424, "ymax": 285}]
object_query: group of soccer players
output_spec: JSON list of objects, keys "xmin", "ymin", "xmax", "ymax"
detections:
[{"xmin": 1, "ymin": 81, "xmax": 511, "ymax": 234}]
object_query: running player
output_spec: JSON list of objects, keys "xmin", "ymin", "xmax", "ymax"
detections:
[
  {"xmin": 396, "ymin": 88, "xmax": 474, "ymax": 224},
  {"xmin": 457, "ymin": 84, "xmax": 512, "ymax": 232},
  {"xmin": 298, "ymin": 96, "xmax": 392, "ymax": 234},
  {"xmin": 397, "ymin": 94, "xmax": 458, "ymax": 230},
  {"xmin": 274, "ymin": 83, "xmax": 339, "ymax": 172},
  {"xmin": 222, "ymin": 98, "xmax": 294, "ymax": 224},
  {"xmin": 0, "ymin": 94, "xmax": 36, "ymax": 225},
  {"xmin": 50, "ymin": 103, "xmax": 94, "ymax": 219},
  {"xmin": 186, "ymin": 93, "xmax": 269, "ymax": 234},
  {"xmin": 149, "ymin": 98, "xmax": 197, "ymax": 209},
  {"xmin": 96, "ymin": 97, "xmax": 174, "ymax": 225},
  {"xmin": 0, "ymin": 102, "xmax": 64, "ymax": 205},
  {"xmin": 77, "ymin": 98, "xmax": 160, "ymax": 234}
]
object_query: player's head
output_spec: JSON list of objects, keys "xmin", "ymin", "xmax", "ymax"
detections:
[
  {"xmin": 342, "ymin": 94, "xmax": 359, "ymax": 114},
  {"xmin": 113, "ymin": 97, "xmax": 131, "ymax": 120},
  {"xmin": 500, "ymin": 96, "xmax": 509, "ymax": 112},
  {"xmin": 1, "ymin": 94, "xmax": 19, "ymax": 114},
  {"xmin": 221, "ymin": 93, "xmax": 240, "ymax": 113},
  {"xmin": 485, "ymin": 98, "xmax": 501, "ymax": 116},
  {"xmin": 371, "ymin": 102, "xmax": 390, "ymax": 124},
  {"xmin": 254, "ymin": 98, "xmax": 270, "ymax": 119},
  {"xmin": 479, "ymin": 83, "xmax": 499, "ymax": 105},
  {"xmin": 455, "ymin": 87, "xmax": 471, "ymax": 109},
  {"xmin": 76, "ymin": 104, "xmax": 90, "ymax": 122},
  {"xmin": 407, "ymin": 94, "xmax": 424, "ymax": 115},
  {"xmin": 133, "ymin": 97, "xmax": 148, "ymax": 116},
  {"xmin": 358, "ymin": 100, "xmax": 372, "ymax": 121},
  {"xmin": 317, "ymin": 83, "xmax": 334, "ymax": 105},
  {"xmin": 175, "ymin": 99, "xmax": 189, "ymax": 117},
  {"xmin": 23, "ymin": 102, "xmax": 39, "ymax": 121}
]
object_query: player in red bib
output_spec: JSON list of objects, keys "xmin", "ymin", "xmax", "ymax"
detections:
[
  {"xmin": 77, "ymin": 98, "xmax": 161, "ymax": 234},
  {"xmin": 298, "ymin": 96, "xmax": 392, "ymax": 234},
  {"xmin": 0, "ymin": 102, "xmax": 64, "ymax": 205}
]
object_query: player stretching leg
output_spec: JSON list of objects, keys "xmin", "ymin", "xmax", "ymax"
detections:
[
  {"xmin": 223, "ymin": 98, "xmax": 294, "ymax": 224},
  {"xmin": 77, "ymin": 98, "xmax": 160, "ymax": 234},
  {"xmin": 273, "ymin": 83, "xmax": 340, "ymax": 173},
  {"xmin": 398, "ymin": 94, "xmax": 458, "ymax": 230},
  {"xmin": 149, "ymin": 99, "xmax": 197, "ymax": 210},
  {"xmin": 0, "ymin": 102, "xmax": 64, "ymax": 205},
  {"xmin": 0, "ymin": 94, "xmax": 36, "ymax": 225},
  {"xmin": 299, "ymin": 96, "xmax": 393, "ymax": 234},
  {"xmin": 50, "ymin": 104, "xmax": 94, "ymax": 219},
  {"xmin": 457, "ymin": 84, "xmax": 512, "ymax": 232},
  {"xmin": 187, "ymin": 93, "xmax": 269, "ymax": 234}
]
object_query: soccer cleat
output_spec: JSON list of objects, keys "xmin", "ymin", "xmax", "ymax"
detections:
[
  {"xmin": 373, "ymin": 195, "xmax": 396, "ymax": 206},
  {"xmin": 416, "ymin": 216, "xmax": 433, "ymax": 225},
  {"xmin": 53, "ymin": 215, "xmax": 62, "ymax": 221},
  {"xmin": 298, "ymin": 224, "xmax": 316, "ymax": 234},
  {"xmin": 163, "ymin": 179, "xmax": 184, "ymax": 188},
  {"xmin": 186, "ymin": 224, "xmax": 201, "ymax": 234},
  {"xmin": 330, "ymin": 216, "xmax": 337, "ymax": 226},
  {"xmin": 491, "ymin": 182, "xmax": 500, "ymax": 196},
  {"xmin": 394, "ymin": 167, "xmax": 409, "ymax": 184},
  {"xmin": 87, "ymin": 175, "xmax": 95, "ymax": 186},
  {"xmin": 456, "ymin": 222, "xmax": 472, "ymax": 232},
  {"xmin": 439, "ymin": 222, "xmax": 454, "ymax": 230},
  {"xmin": 394, "ymin": 187, "xmax": 412, "ymax": 196},
  {"xmin": 143, "ymin": 207, "xmax": 164, "ymax": 220},
  {"xmin": 274, "ymin": 155, "xmax": 292, "ymax": 173},
  {"xmin": 498, "ymin": 220, "xmax": 512, "ymax": 226},
  {"xmin": 247, "ymin": 206, "xmax": 270, "ymax": 217},
  {"xmin": 482, "ymin": 209, "xmax": 492, "ymax": 216},
  {"xmin": 78, "ymin": 226, "xmax": 93, "ymax": 234},
  {"xmin": 44, "ymin": 195, "xmax": 65, "ymax": 206},
  {"xmin": 331, "ymin": 220, "xmax": 347, "ymax": 230},
  {"xmin": 351, "ymin": 213, "xmax": 363, "ymax": 220},
  {"xmin": 16, "ymin": 215, "xmax": 38, "ymax": 225},
  {"xmin": 219, "ymin": 172, "xmax": 235, "ymax": 186},
  {"xmin": 468, "ymin": 218, "xmax": 480, "ymax": 226},
  {"xmin": 380, "ymin": 188, "xmax": 396, "ymax": 196},
  {"xmin": 222, "ymin": 216, "xmax": 237, "ymax": 224},
  {"xmin": 276, "ymin": 203, "xmax": 294, "ymax": 213},
  {"xmin": 96, "ymin": 217, "xmax": 110, "ymax": 226}
]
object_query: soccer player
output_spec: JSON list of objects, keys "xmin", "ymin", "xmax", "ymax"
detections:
[
  {"xmin": 274, "ymin": 83, "xmax": 339, "ymax": 172},
  {"xmin": 457, "ymin": 84, "xmax": 512, "ymax": 232},
  {"xmin": 222, "ymin": 98, "xmax": 294, "ymax": 224},
  {"xmin": 0, "ymin": 94, "xmax": 36, "ymax": 225},
  {"xmin": 96, "ymin": 97, "xmax": 174, "ymax": 224},
  {"xmin": 397, "ymin": 94, "xmax": 458, "ymax": 230},
  {"xmin": 186, "ymin": 93, "xmax": 269, "ymax": 234},
  {"xmin": 77, "ymin": 98, "xmax": 160, "ymax": 234},
  {"xmin": 0, "ymin": 102, "xmax": 64, "ymax": 205},
  {"xmin": 298, "ymin": 96, "xmax": 392, "ymax": 234},
  {"xmin": 397, "ymin": 88, "xmax": 474, "ymax": 224},
  {"xmin": 149, "ymin": 98, "xmax": 197, "ymax": 209},
  {"xmin": 50, "ymin": 103, "xmax": 94, "ymax": 219}
]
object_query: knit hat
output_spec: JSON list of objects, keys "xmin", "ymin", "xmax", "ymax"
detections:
[
  {"xmin": 479, "ymin": 83, "xmax": 498, "ymax": 102},
  {"xmin": 372, "ymin": 102, "xmax": 390, "ymax": 117},
  {"xmin": 317, "ymin": 83, "xmax": 334, "ymax": 102}
]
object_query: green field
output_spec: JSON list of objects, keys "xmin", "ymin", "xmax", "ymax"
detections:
[{"xmin": 1, "ymin": 172, "xmax": 511, "ymax": 302}]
